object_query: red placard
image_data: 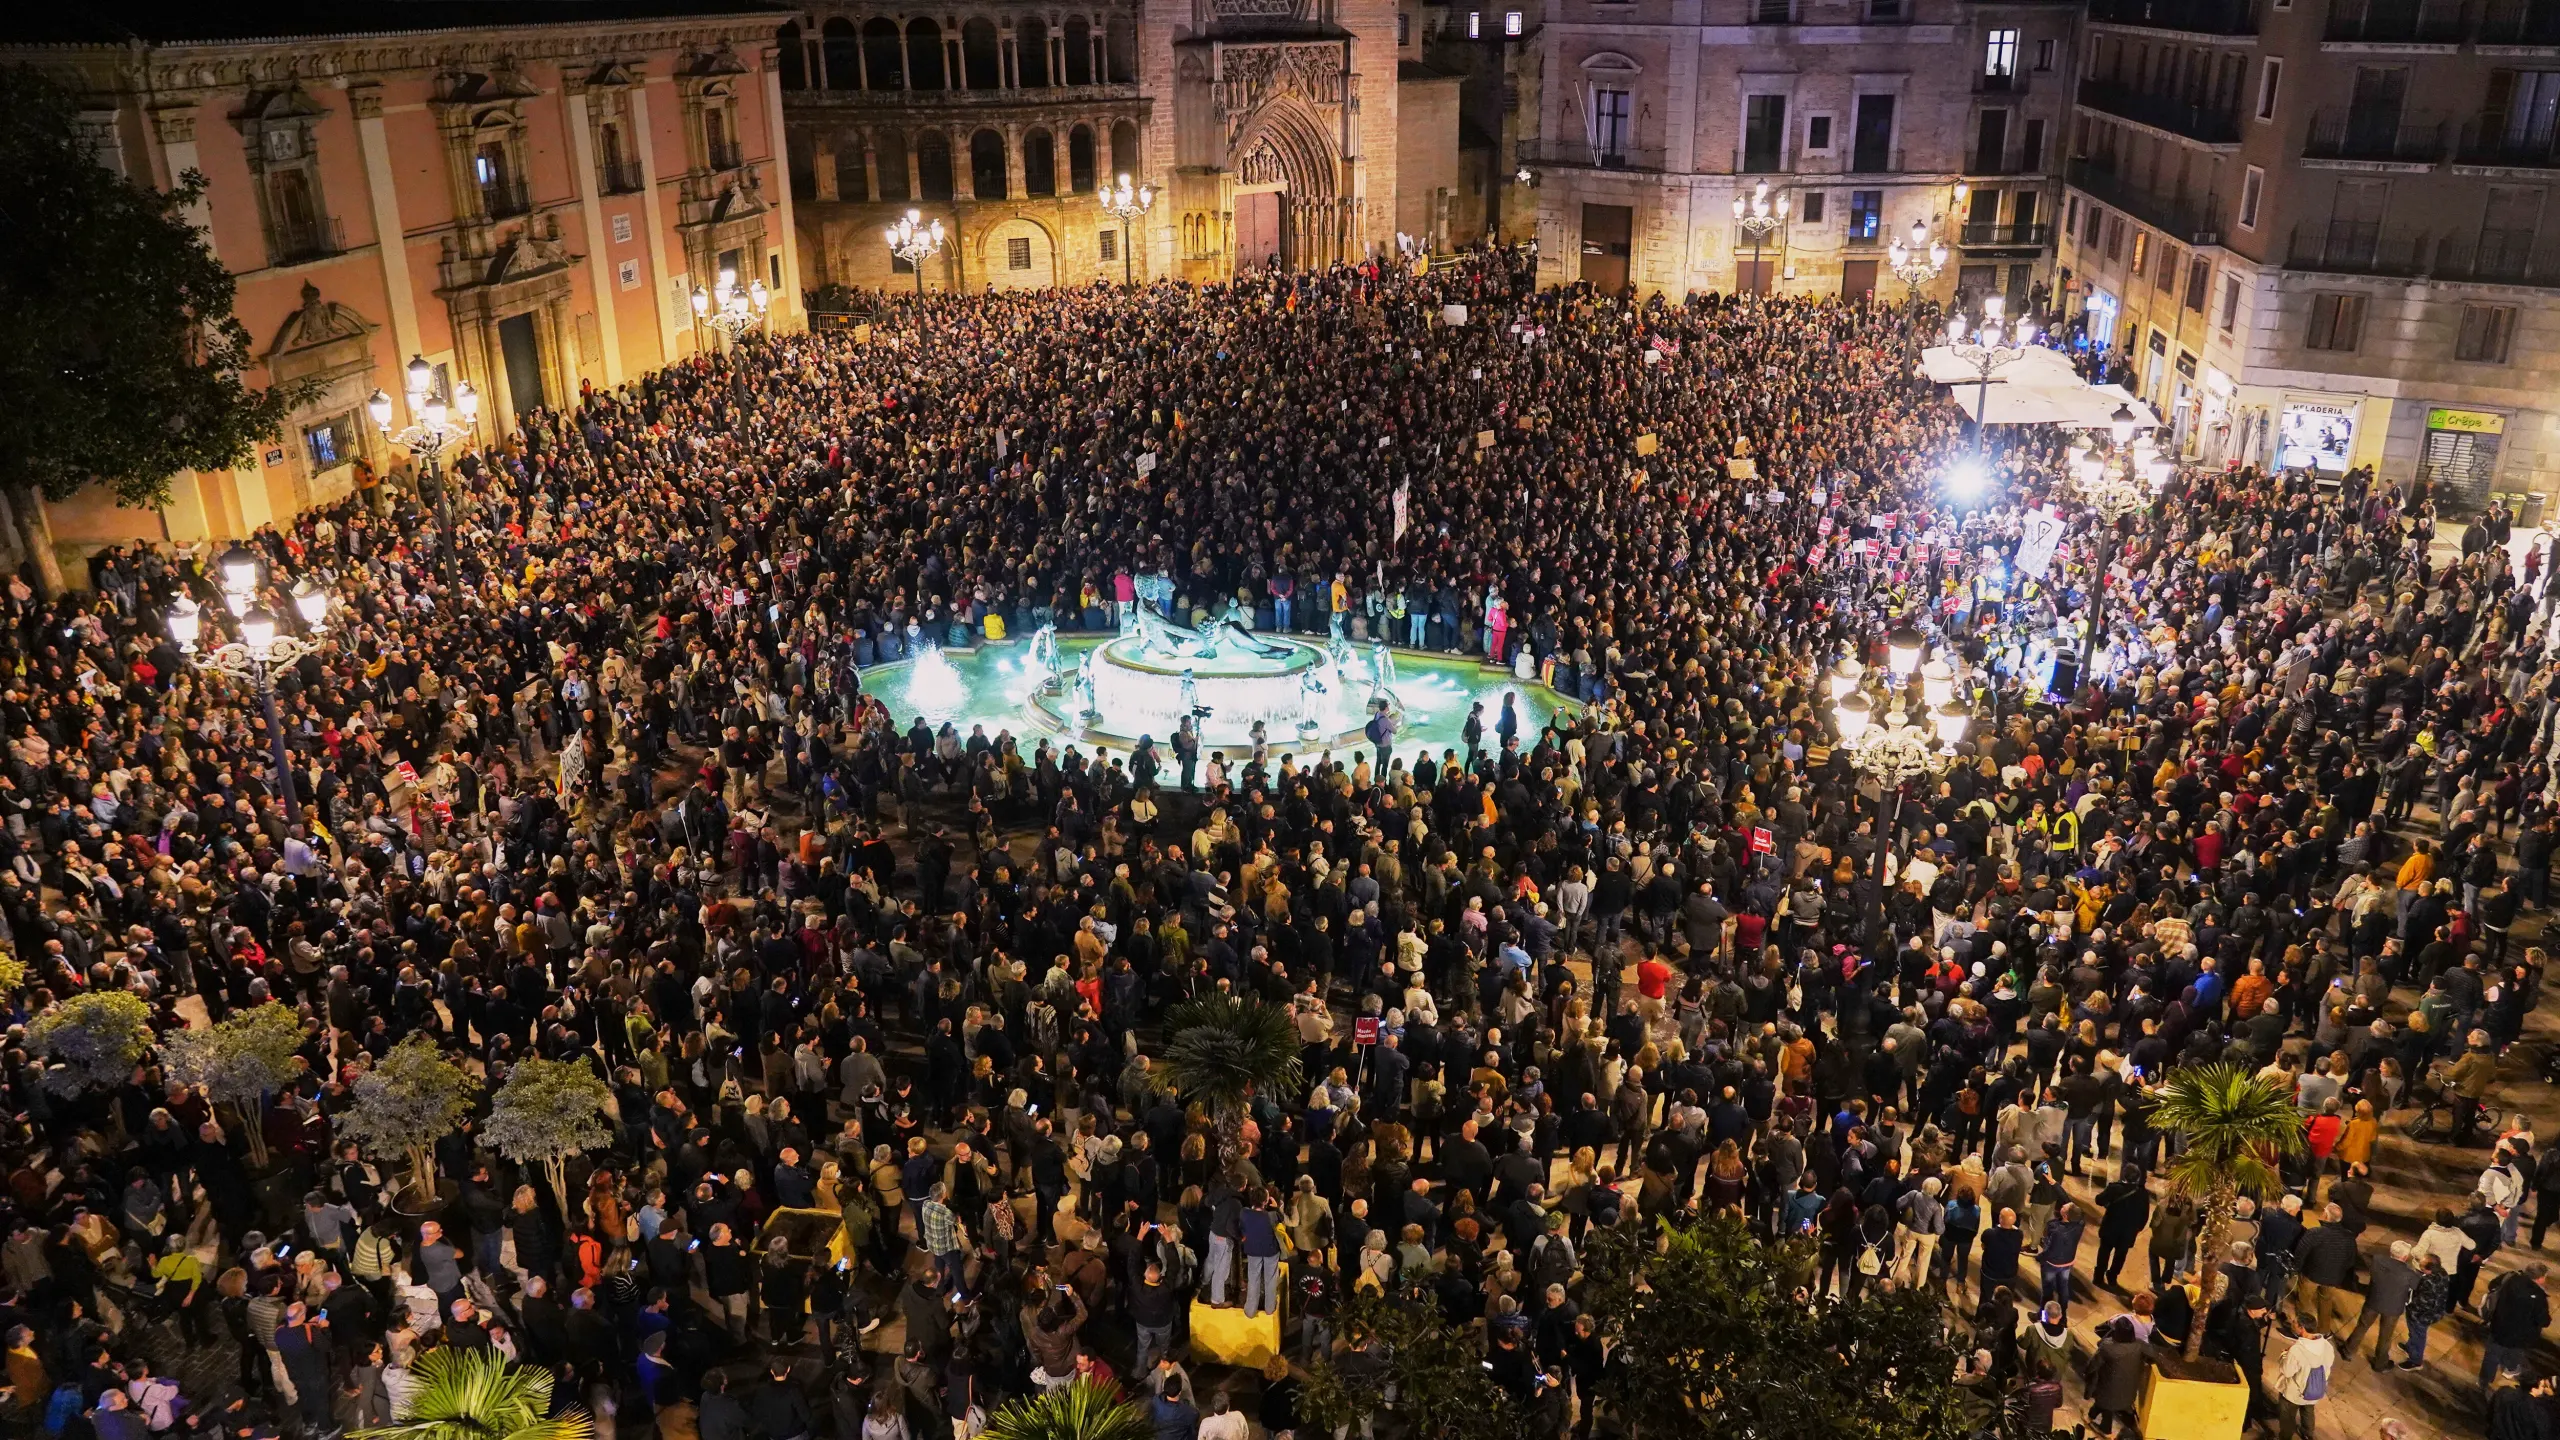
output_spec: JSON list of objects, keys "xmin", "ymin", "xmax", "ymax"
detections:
[
  {"xmin": 1750, "ymin": 827, "xmax": 1775, "ymax": 854},
  {"xmin": 1354, "ymin": 1017, "xmax": 1380, "ymax": 1045}
]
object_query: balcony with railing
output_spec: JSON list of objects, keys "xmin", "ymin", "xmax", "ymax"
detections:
[
  {"xmin": 2457, "ymin": 116, "xmax": 2560, "ymax": 166},
  {"xmin": 708, "ymin": 141, "xmax": 745, "ymax": 173},
  {"xmin": 2067, "ymin": 157, "xmax": 2225, "ymax": 242},
  {"xmin": 2088, "ymin": 0, "xmax": 2261, "ymax": 32},
  {"xmin": 2433, "ymin": 226, "xmax": 2550, "ymax": 280},
  {"xmin": 2303, "ymin": 107, "xmax": 2449, "ymax": 162},
  {"xmin": 2480, "ymin": 0, "xmax": 2560, "ymax": 43},
  {"xmin": 480, "ymin": 174, "xmax": 533, "ymax": 218},
  {"xmin": 267, "ymin": 214, "xmax": 346, "ymax": 266},
  {"xmin": 601, "ymin": 154, "xmax": 646, "ymax": 195},
  {"xmin": 2323, "ymin": 0, "xmax": 2468, "ymax": 44},
  {"xmin": 2286, "ymin": 220, "xmax": 2430, "ymax": 275},
  {"xmin": 1516, "ymin": 138, "xmax": 1667, "ymax": 171},
  {"xmin": 1976, "ymin": 69, "xmax": 2030, "ymax": 95},
  {"xmin": 2076, "ymin": 78, "xmax": 2242, "ymax": 145},
  {"xmin": 1960, "ymin": 220, "xmax": 2056, "ymax": 247}
]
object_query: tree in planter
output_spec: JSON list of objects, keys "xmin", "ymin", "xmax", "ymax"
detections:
[
  {"xmin": 0, "ymin": 945, "xmax": 27, "ymax": 1000},
  {"xmin": 0, "ymin": 69, "xmax": 293, "ymax": 595},
  {"xmin": 1301, "ymin": 1287, "xmax": 1525, "ymax": 1440},
  {"xmin": 482, "ymin": 1057, "xmax": 612, "ymax": 1213},
  {"xmin": 349, "ymin": 1344, "xmax": 589, "ymax": 1440},
  {"xmin": 163, "ymin": 1004, "xmax": 306, "ymax": 1168},
  {"xmin": 1153, "ymin": 994, "xmax": 1302, "ymax": 1182},
  {"xmin": 2153, "ymin": 1062, "xmax": 2304, "ymax": 1357},
  {"xmin": 1577, "ymin": 1210, "xmax": 1973, "ymax": 1440},
  {"xmin": 337, "ymin": 1034, "xmax": 479, "ymax": 1206},
  {"xmin": 26, "ymin": 990, "xmax": 155, "ymax": 1097},
  {"xmin": 977, "ymin": 1379, "xmax": 1151, "ymax": 1440}
]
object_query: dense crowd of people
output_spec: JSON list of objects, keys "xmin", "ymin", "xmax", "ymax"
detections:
[{"xmin": 0, "ymin": 245, "xmax": 2553, "ymax": 1440}]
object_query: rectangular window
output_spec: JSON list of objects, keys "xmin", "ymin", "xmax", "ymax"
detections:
[
  {"xmin": 2185, "ymin": 257, "xmax": 2210, "ymax": 311},
  {"xmin": 2306, "ymin": 291, "xmax": 2366, "ymax": 351},
  {"xmin": 1099, "ymin": 228, "xmax": 1118, "ymax": 261},
  {"xmin": 1798, "ymin": 190, "xmax": 1827, "ymax": 223},
  {"xmin": 2105, "ymin": 215, "xmax": 2124, "ymax": 260},
  {"xmin": 1504, "ymin": 10, "xmax": 1522, "ymax": 33},
  {"xmin": 1985, "ymin": 29, "xmax": 2019, "ymax": 78},
  {"xmin": 2457, "ymin": 302, "xmax": 2518, "ymax": 362},
  {"xmin": 1593, "ymin": 88, "xmax": 1633, "ymax": 159},
  {"xmin": 1467, "ymin": 10, "xmax": 1480, "ymax": 36},
  {"xmin": 2084, "ymin": 203, "xmax": 2103, "ymax": 246},
  {"xmin": 1848, "ymin": 189, "xmax": 1882, "ymax": 240},
  {"xmin": 2155, "ymin": 242, "xmax": 2180, "ymax": 292},
  {"xmin": 1869, "ymin": 0, "xmax": 1902, "ymax": 18},
  {"xmin": 2022, "ymin": 118, "xmax": 2045, "ymax": 172},
  {"xmin": 303, "ymin": 413, "xmax": 356, "ymax": 471},
  {"xmin": 1806, "ymin": 115, "xmax": 1833, "ymax": 151},
  {"xmin": 1851, "ymin": 94, "xmax": 1896, "ymax": 172},
  {"xmin": 1397, "ymin": 12, "xmax": 1409, "ymax": 42},
  {"xmin": 2257, "ymin": 58, "xmax": 2282, "ymax": 121},
  {"xmin": 2035, "ymin": 37, "xmax": 2056, "ymax": 70},
  {"xmin": 1007, "ymin": 236, "xmax": 1033, "ymax": 270},
  {"xmin": 1744, "ymin": 95, "xmax": 1788, "ymax": 172},
  {"xmin": 2130, "ymin": 230, "xmax": 2149, "ymax": 276},
  {"xmin": 2239, "ymin": 166, "xmax": 2264, "ymax": 230},
  {"xmin": 2220, "ymin": 274, "xmax": 2242, "ymax": 331},
  {"xmin": 1754, "ymin": 0, "xmax": 1792, "ymax": 20}
]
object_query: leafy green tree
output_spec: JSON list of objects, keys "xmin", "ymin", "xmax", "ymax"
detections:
[
  {"xmin": 0, "ymin": 67, "xmax": 292, "ymax": 593},
  {"xmin": 337, "ymin": 1033, "xmax": 479, "ymax": 1206},
  {"xmin": 482, "ymin": 1057, "xmax": 612, "ymax": 1211},
  {"xmin": 1301, "ymin": 1288, "xmax": 1525, "ymax": 1440},
  {"xmin": 349, "ymin": 1345, "xmax": 590, "ymax": 1440},
  {"xmin": 1153, "ymin": 993, "xmax": 1302, "ymax": 1181},
  {"xmin": 163, "ymin": 1004, "xmax": 307, "ymax": 1167},
  {"xmin": 977, "ymin": 1379, "xmax": 1151, "ymax": 1440},
  {"xmin": 27, "ymin": 990, "xmax": 155, "ymax": 1097},
  {"xmin": 1580, "ymin": 1210, "xmax": 1971, "ymax": 1440},
  {"xmin": 2151, "ymin": 1063, "xmax": 2304, "ymax": 1356}
]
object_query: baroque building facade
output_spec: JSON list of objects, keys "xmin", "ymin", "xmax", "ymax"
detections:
[{"xmin": 5, "ymin": 1, "xmax": 802, "ymax": 561}]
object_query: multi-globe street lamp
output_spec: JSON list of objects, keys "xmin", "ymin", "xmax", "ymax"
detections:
[
  {"xmin": 884, "ymin": 209, "xmax": 946, "ymax": 298},
  {"xmin": 1830, "ymin": 631, "xmax": 1971, "ymax": 947},
  {"xmin": 1943, "ymin": 295, "xmax": 2039, "ymax": 444},
  {"xmin": 165, "ymin": 546, "xmax": 334, "ymax": 815},
  {"xmin": 366, "ymin": 356, "xmax": 477, "ymax": 590},
  {"xmin": 1887, "ymin": 217, "xmax": 1949, "ymax": 296},
  {"xmin": 1732, "ymin": 180, "xmax": 1789, "ymax": 296},
  {"xmin": 2065, "ymin": 402, "xmax": 2174, "ymax": 692},
  {"xmin": 1099, "ymin": 173, "xmax": 1154, "ymax": 287},
  {"xmin": 690, "ymin": 268, "xmax": 771, "ymax": 343}
]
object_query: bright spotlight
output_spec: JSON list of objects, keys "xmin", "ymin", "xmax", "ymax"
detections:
[{"xmin": 1946, "ymin": 460, "xmax": 1988, "ymax": 502}]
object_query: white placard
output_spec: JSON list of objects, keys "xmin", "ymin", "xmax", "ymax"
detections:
[
  {"xmin": 2015, "ymin": 506, "xmax": 2067, "ymax": 578},
  {"xmin": 1442, "ymin": 304, "xmax": 1469, "ymax": 326},
  {"xmin": 1135, "ymin": 452, "xmax": 1157, "ymax": 476}
]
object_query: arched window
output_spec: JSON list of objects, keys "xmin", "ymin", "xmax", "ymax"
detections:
[
  {"xmin": 1019, "ymin": 18, "xmax": 1051, "ymax": 87},
  {"xmin": 1063, "ymin": 17, "xmax": 1092, "ymax": 85},
  {"xmin": 970, "ymin": 128, "xmax": 1008, "ymax": 199},
  {"xmin": 778, "ymin": 23, "xmax": 808, "ymax": 89},
  {"xmin": 1110, "ymin": 119, "xmax": 1139, "ymax": 179},
  {"xmin": 917, "ymin": 130, "xmax": 954, "ymax": 199},
  {"xmin": 1023, "ymin": 128, "xmax": 1055, "ymax": 195},
  {"xmin": 907, "ymin": 19, "xmax": 946, "ymax": 91},
  {"xmin": 1067, "ymin": 124, "xmax": 1096, "ymax": 192},
  {"xmin": 962, "ymin": 19, "xmax": 1001, "ymax": 88},
  {"xmin": 875, "ymin": 130, "xmax": 911, "ymax": 201},
  {"xmin": 821, "ymin": 19, "xmax": 860, "ymax": 89},
  {"xmin": 864, "ymin": 18, "xmax": 904, "ymax": 89},
  {"xmin": 1105, "ymin": 18, "xmax": 1137, "ymax": 84}
]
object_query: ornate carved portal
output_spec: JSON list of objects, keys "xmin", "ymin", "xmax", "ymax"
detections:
[{"xmin": 1187, "ymin": 39, "xmax": 1359, "ymax": 273}]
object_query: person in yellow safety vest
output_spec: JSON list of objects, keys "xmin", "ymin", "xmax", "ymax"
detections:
[{"xmin": 2049, "ymin": 805, "xmax": 2081, "ymax": 860}]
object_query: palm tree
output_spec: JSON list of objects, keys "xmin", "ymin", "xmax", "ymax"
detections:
[
  {"xmin": 349, "ymin": 1347, "xmax": 593, "ymax": 1440},
  {"xmin": 979, "ymin": 1380, "xmax": 1152, "ymax": 1440},
  {"xmin": 2151, "ymin": 1062, "xmax": 2305, "ymax": 1357},
  {"xmin": 1155, "ymin": 993, "xmax": 1304, "ymax": 1181}
]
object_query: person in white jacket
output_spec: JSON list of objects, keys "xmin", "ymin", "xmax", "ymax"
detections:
[{"xmin": 2275, "ymin": 1326, "xmax": 2339, "ymax": 1440}]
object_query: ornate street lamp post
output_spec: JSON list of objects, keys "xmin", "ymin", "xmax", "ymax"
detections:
[
  {"xmin": 1732, "ymin": 180, "xmax": 1788, "ymax": 296},
  {"xmin": 1832, "ymin": 633, "xmax": 1970, "ymax": 948},
  {"xmin": 1099, "ymin": 173, "xmax": 1154, "ymax": 287},
  {"xmin": 1943, "ymin": 295, "xmax": 2040, "ymax": 443},
  {"xmin": 689, "ymin": 267, "xmax": 771, "ymax": 343},
  {"xmin": 2065, "ymin": 403, "xmax": 2174, "ymax": 693},
  {"xmin": 1887, "ymin": 216, "xmax": 1949, "ymax": 298},
  {"xmin": 166, "ymin": 547, "xmax": 334, "ymax": 815},
  {"xmin": 366, "ymin": 356, "xmax": 477, "ymax": 591},
  {"xmin": 884, "ymin": 209, "xmax": 947, "ymax": 298}
]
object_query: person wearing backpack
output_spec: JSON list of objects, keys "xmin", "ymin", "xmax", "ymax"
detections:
[
  {"xmin": 2274, "ymin": 1323, "xmax": 2337, "ymax": 1440},
  {"xmin": 1529, "ymin": 1218, "xmax": 1578, "ymax": 1293}
]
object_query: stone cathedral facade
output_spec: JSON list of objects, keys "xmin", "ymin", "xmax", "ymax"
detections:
[{"xmin": 776, "ymin": 0, "xmax": 1426, "ymax": 293}]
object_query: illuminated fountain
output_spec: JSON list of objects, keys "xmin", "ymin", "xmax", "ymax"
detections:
[{"xmin": 1028, "ymin": 606, "xmax": 1400, "ymax": 748}]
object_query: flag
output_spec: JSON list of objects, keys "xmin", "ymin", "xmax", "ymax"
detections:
[{"xmin": 1392, "ymin": 481, "xmax": 1410, "ymax": 543}]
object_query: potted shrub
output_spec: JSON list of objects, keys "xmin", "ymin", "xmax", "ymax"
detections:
[
  {"xmin": 163, "ymin": 1004, "xmax": 305, "ymax": 1169},
  {"xmin": 336, "ymin": 1034, "xmax": 478, "ymax": 1213},
  {"xmin": 481, "ymin": 1057, "xmax": 612, "ymax": 1214},
  {"xmin": 27, "ymin": 990, "xmax": 154, "ymax": 1097}
]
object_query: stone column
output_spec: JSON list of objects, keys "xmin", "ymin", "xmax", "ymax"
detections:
[
  {"xmin": 863, "ymin": 131, "xmax": 883, "ymax": 204},
  {"xmin": 562, "ymin": 76, "xmax": 627, "ymax": 385},
  {"xmin": 1005, "ymin": 122, "xmax": 1027, "ymax": 199},
  {"xmin": 954, "ymin": 126, "xmax": 977, "ymax": 200},
  {"xmin": 814, "ymin": 134, "xmax": 840, "ymax": 201}
]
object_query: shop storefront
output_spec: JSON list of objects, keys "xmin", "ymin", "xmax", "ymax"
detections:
[
  {"xmin": 2277, "ymin": 398, "xmax": 2358, "ymax": 475},
  {"xmin": 2419, "ymin": 405, "xmax": 2508, "ymax": 513}
]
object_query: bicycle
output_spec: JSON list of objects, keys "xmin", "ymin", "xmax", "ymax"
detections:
[{"xmin": 2403, "ymin": 1068, "xmax": 2502, "ymax": 1145}]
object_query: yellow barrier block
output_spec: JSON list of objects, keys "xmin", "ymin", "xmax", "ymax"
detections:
[
  {"xmin": 1188, "ymin": 1263, "xmax": 1287, "ymax": 1370},
  {"xmin": 2137, "ymin": 1360, "xmax": 2249, "ymax": 1440}
]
